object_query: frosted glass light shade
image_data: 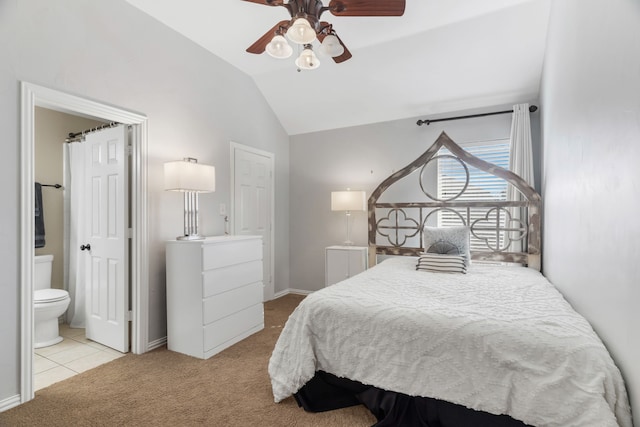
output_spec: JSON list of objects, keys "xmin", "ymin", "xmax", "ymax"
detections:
[
  {"xmin": 331, "ymin": 190, "xmax": 366, "ymax": 212},
  {"xmin": 164, "ymin": 160, "xmax": 215, "ymax": 193},
  {"xmin": 320, "ymin": 34, "xmax": 344, "ymax": 57},
  {"xmin": 286, "ymin": 18, "xmax": 316, "ymax": 44},
  {"xmin": 266, "ymin": 35, "xmax": 293, "ymax": 59},
  {"xmin": 295, "ymin": 47, "xmax": 320, "ymax": 70}
]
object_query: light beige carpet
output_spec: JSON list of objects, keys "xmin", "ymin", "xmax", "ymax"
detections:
[{"xmin": 1, "ymin": 294, "xmax": 376, "ymax": 426}]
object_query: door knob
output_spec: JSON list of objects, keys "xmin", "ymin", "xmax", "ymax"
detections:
[{"xmin": 80, "ymin": 244, "xmax": 91, "ymax": 251}]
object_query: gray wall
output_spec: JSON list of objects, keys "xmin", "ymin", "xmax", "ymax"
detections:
[
  {"xmin": 0, "ymin": 0, "xmax": 289, "ymax": 402},
  {"xmin": 289, "ymin": 110, "xmax": 541, "ymax": 292},
  {"xmin": 540, "ymin": 0, "xmax": 640, "ymax": 423}
]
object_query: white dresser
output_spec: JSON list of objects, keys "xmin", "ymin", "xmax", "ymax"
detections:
[
  {"xmin": 325, "ymin": 245, "xmax": 368, "ymax": 286},
  {"xmin": 165, "ymin": 235, "xmax": 264, "ymax": 359}
]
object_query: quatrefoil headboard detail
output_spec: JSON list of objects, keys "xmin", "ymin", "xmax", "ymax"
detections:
[{"xmin": 368, "ymin": 132, "xmax": 542, "ymax": 270}]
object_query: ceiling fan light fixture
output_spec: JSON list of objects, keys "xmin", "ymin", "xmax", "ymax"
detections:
[
  {"xmin": 266, "ymin": 35, "xmax": 293, "ymax": 59},
  {"xmin": 245, "ymin": 0, "xmax": 406, "ymax": 67},
  {"xmin": 295, "ymin": 47, "xmax": 320, "ymax": 70},
  {"xmin": 320, "ymin": 34, "xmax": 344, "ymax": 57},
  {"xmin": 286, "ymin": 18, "xmax": 316, "ymax": 44}
]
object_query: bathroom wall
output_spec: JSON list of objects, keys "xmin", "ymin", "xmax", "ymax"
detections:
[{"xmin": 34, "ymin": 107, "xmax": 105, "ymax": 292}]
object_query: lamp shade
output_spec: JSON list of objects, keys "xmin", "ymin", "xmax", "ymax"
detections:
[
  {"xmin": 320, "ymin": 34, "xmax": 344, "ymax": 57},
  {"xmin": 331, "ymin": 190, "xmax": 366, "ymax": 212},
  {"xmin": 286, "ymin": 18, "xmax": 316, "ymax": 44},
  {"xmin": 266, "ymin": 35, "xmax": 293, "ymax": 59},
  {"xmin": 295, "ymin": 47, "xmax": 320, "ymax": 70},
  {"xmin": 164, "ymin": 159, "xmax": 215, "ymax": 193}
]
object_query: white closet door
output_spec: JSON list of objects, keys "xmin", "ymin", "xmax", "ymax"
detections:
[
  {"xmin": 233, "ymin": 145, "xmax": 274, "ymax": 301},
  {"xmin": 83, "ymin": 125, "xmax": 129, "ymax": 353}
]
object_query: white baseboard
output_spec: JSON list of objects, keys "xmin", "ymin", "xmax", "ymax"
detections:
[
  {"xmin": 273, "ymin": 288, "xmax": 313, "ymax": 299},
  {"xmin": 147, "ymin": 336, "xmax": 167, "ymax": 351},
  {"xmin": 0, "ymin": 394, "xmax": 21, "ymax": 413},
  {"xmin": 287, "ymin": 288, "xmax": 313, "ymax": 296}
]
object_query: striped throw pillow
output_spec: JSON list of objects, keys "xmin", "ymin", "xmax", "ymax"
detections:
[{"xmin": 416, "ymin": 253, "xmax": 467, "ymax": 274}]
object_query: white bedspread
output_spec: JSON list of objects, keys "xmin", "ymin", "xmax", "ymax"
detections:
[{"xmin": 269, "ymin": 257, "xmax": 632, "ymax": 427}]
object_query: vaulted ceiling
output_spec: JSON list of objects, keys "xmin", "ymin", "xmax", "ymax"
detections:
[{"xmin": 125, "ymin": 0, "xmax": 551, "ymax": 135}]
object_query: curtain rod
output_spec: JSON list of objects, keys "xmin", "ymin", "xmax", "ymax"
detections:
[
  {"xmin": 65, "ymin": 121, "xmax": 121, "ymax": 142},
  {"xmin": 416, "ymin": 105, "xmax": 538, "ymax": 126}
]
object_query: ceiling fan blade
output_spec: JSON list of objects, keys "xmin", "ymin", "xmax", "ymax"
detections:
[
  {"xmin": 328, "ymin": 0, "xmax": 406, "ymax": 17},
  {"xmin": 241, "ymin": 0, "xmax": 285, "ymax": 6},
  {"xmin": 246, "ymin": 20, "xmax": 290, "ymax": 54}
]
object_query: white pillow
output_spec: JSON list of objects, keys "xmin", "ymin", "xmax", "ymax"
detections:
[{"xmin": 423, "ymin": 226, "xmax": 471, "ymax": 267}]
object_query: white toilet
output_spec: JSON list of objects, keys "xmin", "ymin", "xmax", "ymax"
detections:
[{"xmin": 34, "ymin": 254, "xmax": 71, "ymax": 348}]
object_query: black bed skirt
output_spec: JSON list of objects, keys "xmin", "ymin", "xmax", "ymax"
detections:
[{"xmin": 294, "ymin": 371, "xmax": 531, "ymax": 427}]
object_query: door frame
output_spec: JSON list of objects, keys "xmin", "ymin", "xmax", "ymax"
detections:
[
  {"xmin": 19, "ymin": 82, "xmax": 149, "ymax": 403},
  {"xmin": 229, "ymin": 141, "xmax": 275, "ymax": 301}
]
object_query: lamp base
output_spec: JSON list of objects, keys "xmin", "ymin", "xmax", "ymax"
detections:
[{"xmin": 176, "ymin": 234, "xmax": 205, "ymax": 241}]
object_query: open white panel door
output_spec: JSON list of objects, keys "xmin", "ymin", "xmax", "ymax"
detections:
[
  {"xmin": 83, "ymin": 125, "xmax": 129, "ymax": 353},
  {"xmin": 233, "ymin": 146, "xmax": 274, "ymax": 301}
]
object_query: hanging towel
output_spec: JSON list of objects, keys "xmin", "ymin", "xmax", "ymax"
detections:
[{"xmin": 35, "ymin": 182, "xmax": 45, "ymax": 248}]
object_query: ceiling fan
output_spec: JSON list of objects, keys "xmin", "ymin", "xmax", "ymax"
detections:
[{"xmin": 243, "ymin": 0, "xmax": 406, "ymax": 70}]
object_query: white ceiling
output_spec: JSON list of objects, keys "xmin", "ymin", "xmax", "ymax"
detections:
[{"xmin": 125, "ymin": 0, "xmax": 551, "ymax": 135}]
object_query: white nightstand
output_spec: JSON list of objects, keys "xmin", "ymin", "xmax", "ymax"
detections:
[{"xmin": 325, "ymin": 245, "xmax": 369, "ymax": 286}]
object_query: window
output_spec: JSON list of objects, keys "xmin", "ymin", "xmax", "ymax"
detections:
[{"xmin": 437, "ymin": 139, "xmax": 510, "ymax": 251}]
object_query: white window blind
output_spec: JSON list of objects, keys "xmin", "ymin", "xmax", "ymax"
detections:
[{"xmin": 437, "ymin": 139, "xmax": 510, "ymax": 251}]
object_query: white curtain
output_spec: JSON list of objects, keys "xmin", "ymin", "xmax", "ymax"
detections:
[
  {"xmin": 507, "ymin": 103, "xmax": 535, "ymax": 252},
  {"xmin": 64, "ymin": 142, "xmax": 86, "ymax": 328}
]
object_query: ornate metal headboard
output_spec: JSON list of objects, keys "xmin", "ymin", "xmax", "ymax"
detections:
[{"xmin": 368, "ymin": 132, "xmax": 541, "ymax": 270}]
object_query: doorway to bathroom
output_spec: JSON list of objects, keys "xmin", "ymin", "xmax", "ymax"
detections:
[
  {"xmin": 35, "ymin": 108, "xmax": 129, "ymax": 347},
  {"xmin": 20, "ymin": 82, "xmax": 149, "ymax": 405}
]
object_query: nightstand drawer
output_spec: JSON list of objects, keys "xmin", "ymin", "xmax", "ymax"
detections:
[
  {"xmin": 202, "ymin": 260, "xmax": 262, "ymax": 298},
  {"xmin": 203, "ymin": 282, "xmax": 263, "ymax": 325},
  {"xmin": 204, "ymin": 304, "xmax": 264, "ymax": 352}
]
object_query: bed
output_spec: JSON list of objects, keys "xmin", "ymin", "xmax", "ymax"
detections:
[{"xmin": 269, "ymin": 132, "xmax": 632, "ymax": 427}]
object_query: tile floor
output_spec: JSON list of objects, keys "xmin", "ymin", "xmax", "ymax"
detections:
[{"xmin": 34, "ymin": 324, "xmax": 126, "ymax": 391}]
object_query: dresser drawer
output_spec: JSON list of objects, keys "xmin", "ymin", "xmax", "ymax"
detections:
[
  {"xmin": 202, "ymin": 260, "xmax": 262, "ymax": 298},
  {"xmin": 204, "ymin": 303, "xmax": 264, "ymax": 352},
  {"xmin": 202, "ymin": 238, "xmax": 261, "ymax": 270},
  {"xmin": 203, "ymin": 282, "xmax": 263, "ymax": 325}
]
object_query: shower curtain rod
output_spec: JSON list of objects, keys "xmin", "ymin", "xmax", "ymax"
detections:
[
  {"xmin": 416, "ymin": 105, "xmax": 538, "ymax": 126},
  {"xmin": 65, "ymin": 121, "xmax": 121, "ymax": 142}
]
